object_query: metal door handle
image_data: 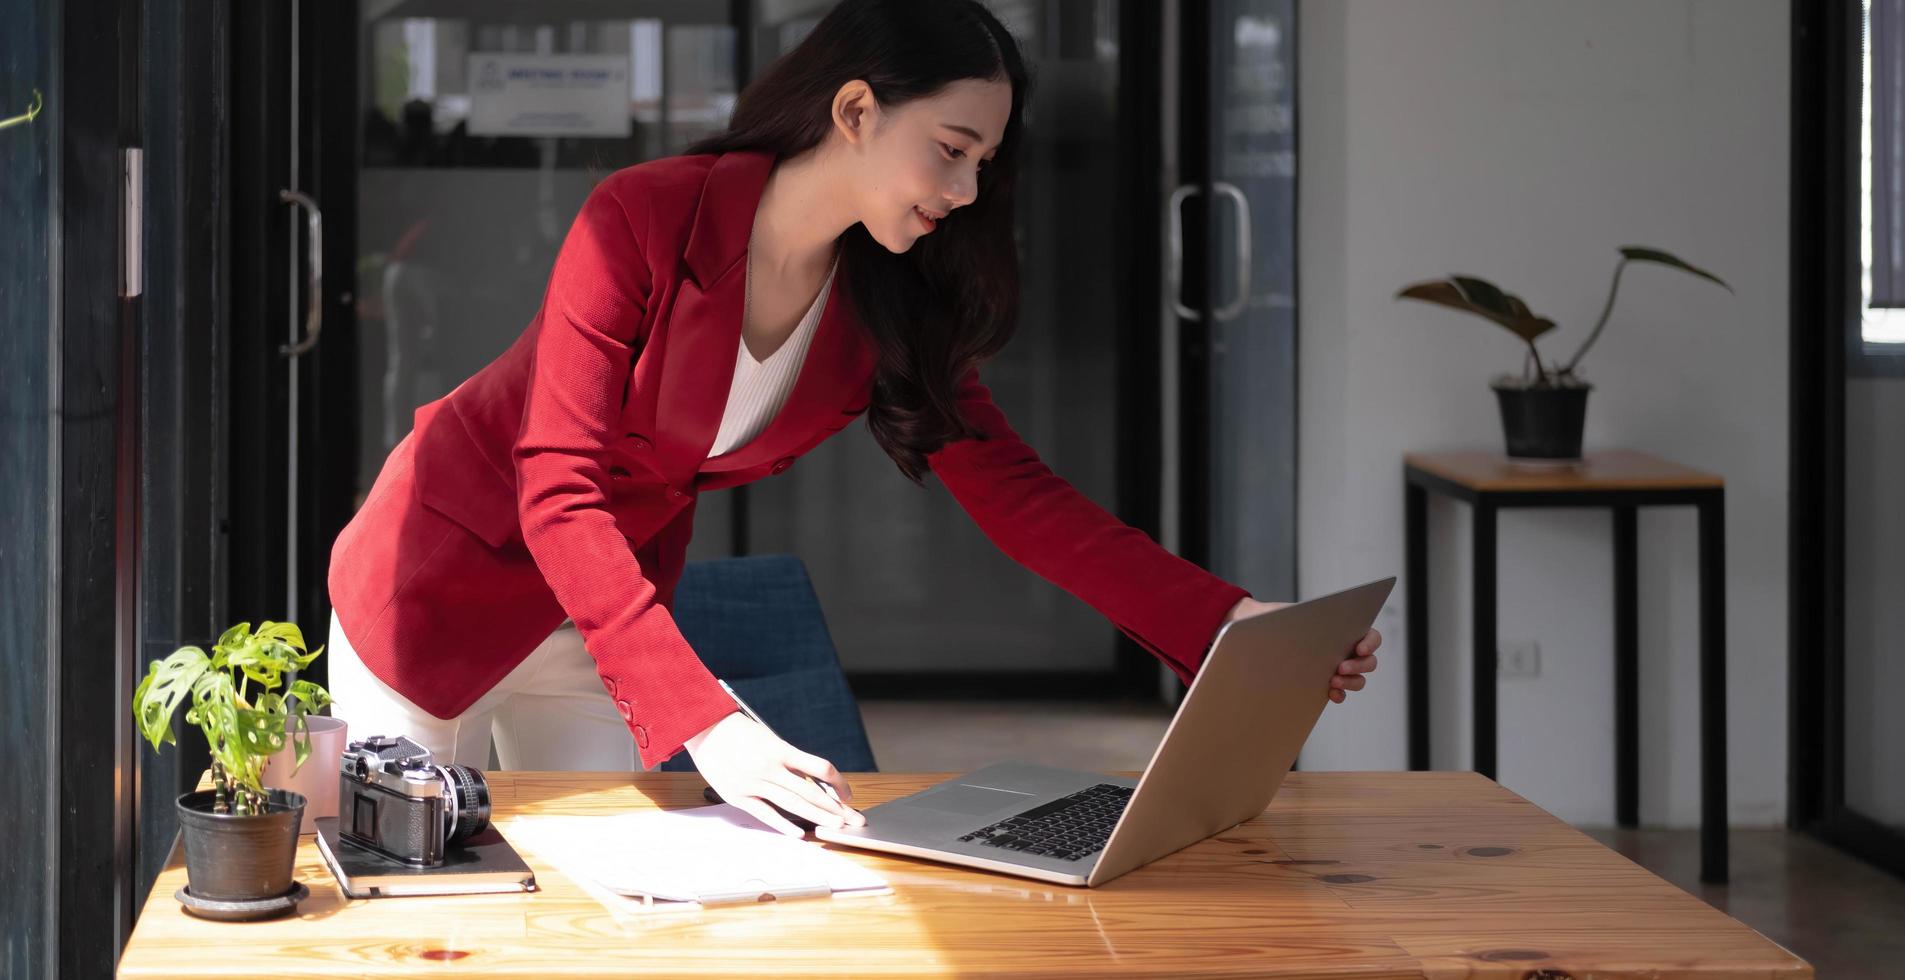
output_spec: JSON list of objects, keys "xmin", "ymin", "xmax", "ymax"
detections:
[
  {"xmin": 1169, "ymin": 183, "xmax": 1202, "ymax": 321},
  {"xmin": 1211, "ymin": 181, "xmax": 1252, "ymax": 322},
  {"xmin": 1169, "ymin": 182, "xmax": 1253, "ymax": 321},
  {"xmin": 279, "ymin": 189, "xmax": 323, "ymax": 357}
]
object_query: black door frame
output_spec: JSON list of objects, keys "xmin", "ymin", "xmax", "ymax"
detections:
[
  {"xmin": 228, "ymin": 0, "xmax": 360, "ymax": 698},
  {"xmin": 1174, "ymin": 0, "xmax": 1300, "ymax": 669},
  {"xmin": 53, "ymin": 0, "xmax": 142, "ymax": 971},
  {"xmin": 1789, "ymin": 0, "xmax": 1905, "ymax": 879},
  {"xmin": 134, "ymin": 0, "xmax": 245, "ymax": 936},
  {"xmin": 36, "ymin": 0, "xmax": 183, "ymax": 971}
]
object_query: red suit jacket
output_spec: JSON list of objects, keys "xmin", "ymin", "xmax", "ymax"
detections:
[{"xmin": 327, "ymin": 150, "xmax": 1251, "ymax": 769}]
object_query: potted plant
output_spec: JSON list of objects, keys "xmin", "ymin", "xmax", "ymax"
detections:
[
  {"xmin": 1396, "ymin": 246, "xmax": 1732, "ymax": 460},
  {"xmin": 133, "ymin": 620, "xmax": 332, "ymax": 919}
]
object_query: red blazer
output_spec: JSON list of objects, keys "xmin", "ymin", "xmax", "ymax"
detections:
[{"xmin": 327, "ymin": 150, "xmax": 1250, "ymax": 769}]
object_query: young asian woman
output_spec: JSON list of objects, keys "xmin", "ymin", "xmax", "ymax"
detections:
[{"xmin": 324, "ymin": 0, "xmax": 1380, "ymax": 840}]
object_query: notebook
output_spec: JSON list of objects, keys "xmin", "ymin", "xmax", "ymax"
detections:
[
  {"xmin": 313, "ymin": 817, "xmax": 538, "ymax": 898},
  {"xmin": 508, "ymin": 804, "xmax": 890, "ymax": 910}
]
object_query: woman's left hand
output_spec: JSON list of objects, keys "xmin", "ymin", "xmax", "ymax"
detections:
[{"xmin": 1222, "ymin": 597, "xmax": 1381, "ymax": 705}]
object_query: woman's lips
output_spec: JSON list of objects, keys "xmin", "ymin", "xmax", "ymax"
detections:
[{"xmin": 914, "ymin": 206, "xmax": 938, "ymax": 232}]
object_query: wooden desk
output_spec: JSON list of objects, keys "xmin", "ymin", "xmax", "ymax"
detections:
[
  {"xmin": 1404, "ymin": 450, "xmax": 1729, "ymax": 883},
  {"xmin": 118, "ymin": 771, "xmax": 1806, "ymax": 978}
]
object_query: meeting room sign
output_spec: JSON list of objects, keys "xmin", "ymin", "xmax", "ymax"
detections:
[{"xmin": 469, "ymin": 53, "xmax": 632, "ymax": 139}]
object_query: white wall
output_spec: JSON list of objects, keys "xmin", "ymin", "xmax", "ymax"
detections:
[{"xmin": 1294, "ymin": 0, "xmax": 1790, "ymax": 828}]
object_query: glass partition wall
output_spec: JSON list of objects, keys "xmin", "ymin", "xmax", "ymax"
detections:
[{"xmin": 253, "ymin": 0, "xmax": 1297, "ymax": 694}]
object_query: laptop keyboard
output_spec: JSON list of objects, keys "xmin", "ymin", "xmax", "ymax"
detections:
[{"xmin": 957, "ymin": 783, "xmax": 1134, "ymax": 862}]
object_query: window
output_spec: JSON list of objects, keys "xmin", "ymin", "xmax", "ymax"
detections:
[{"xmin": 1859, "ymin": 0, "xmax": 1905, "ymax": 363}]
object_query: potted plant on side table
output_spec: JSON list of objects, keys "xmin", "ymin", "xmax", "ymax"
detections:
[
  {"xmin": 133, "ymin": 620, "xmax": 332, "ymax": 920},
  {"xmin": 1396, "ymin": 246, "xmax": 1732, "ymax": 461}
]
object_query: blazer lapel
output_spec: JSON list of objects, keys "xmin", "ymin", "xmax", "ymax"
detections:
[
  {"xmin": 649, "ymin": 151, "xmax": 771, "ymax": 485},
  {"xmin": 651, "ymin": 148, "xmax": 878, "ymax": 484}
]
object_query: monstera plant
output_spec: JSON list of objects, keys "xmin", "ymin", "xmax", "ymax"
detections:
[
  {"xmin": 134, "ymin": 620, "xmax": 332, "ymax": 914},
  {"xmin": 1396, "ymin": 246, "xmax": 1732, "ymax": 459}
]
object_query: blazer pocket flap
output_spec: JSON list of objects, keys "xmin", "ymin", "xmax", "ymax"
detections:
[{"xmin": 411, "ymin": 401, "xmax": 520, "ymax": 549}]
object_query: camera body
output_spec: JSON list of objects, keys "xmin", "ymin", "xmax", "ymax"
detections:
[{"xmin": 337, "ymin": 735, "xmax": 491, "ymax": 867}]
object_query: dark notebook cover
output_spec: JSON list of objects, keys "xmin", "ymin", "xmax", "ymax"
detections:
[{"xmin": 314, "ymin": 816, "xmax": 537, "ymax": 898}]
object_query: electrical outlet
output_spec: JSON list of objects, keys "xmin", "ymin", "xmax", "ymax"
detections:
[{"xmin": 1498, "ymin": 640, "xmax": 1541, "ymax": 678}]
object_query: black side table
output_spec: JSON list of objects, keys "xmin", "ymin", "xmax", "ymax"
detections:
[{"xmin": 1403, "ymin": 450, "xmax": 1728, "ymax": 884}]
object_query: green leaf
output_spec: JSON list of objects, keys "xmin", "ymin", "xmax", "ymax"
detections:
[
  {"xmin": 216, "ymin": 622, "xmax": 251, "ymax": 651},
  {"xmin": 288, "ymin": 679, "xmax": 331, "ymax": 712},
  {"xmin": 255, "ymin": 621, "xmax": 308, "ymax": 652},
  {"xmin": 1396, "ymin": 278, "xmax": 1557, "ymax": 344},
  {"xmin": 132, "ymin": 647, "xmax": 211, "ymax": 752},
  {"xmin": 224, "ymin": 643, "xmax": 288, "ymax": 689},
  {"xmin": 190, "ymin": 670, "xmax": 238, "ymax": 752},
  {"xmin": 233, "ymin": 706, "xmax": 288, "ymax": 757},
  {"xmin": 290, "ymin": 715, "xmax": 312, "ymax": 773},
  {"xmin": 192, "ymin": 666, "xmax": 233, "ymax": 707},
  {"xmin": 1617, "ymin": 246, "xmax": 1733, "ymax": 292}
]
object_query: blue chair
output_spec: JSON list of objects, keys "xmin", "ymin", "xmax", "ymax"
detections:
[{"xmin": 659, "ymin": 554, "xmax": 878, "ymax": 773}]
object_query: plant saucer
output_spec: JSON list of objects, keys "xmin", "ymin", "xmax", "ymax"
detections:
[{"xmin": 175, "ymin": 880, "xmax": 309, "ymax": 922}]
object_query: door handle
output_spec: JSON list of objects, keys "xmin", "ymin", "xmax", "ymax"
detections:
[
  {"xmin": 1168, "ymin": 183, "xmax": 1202, "ymax": 321},
  {"xmin": 279, "ymin": 189, "xmax": 323, "ymax": 357},
  {"xmin": 1210, "ymin": 181, "xmax": 1252, "ymax": 322},
  {"xmin": 1169, "ymin": 182, "xmax": 1253, "ymax": 322}
]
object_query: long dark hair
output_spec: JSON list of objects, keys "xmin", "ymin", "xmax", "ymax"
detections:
[{"xmin": 686, "ymin": 0, "xmax": 1031, "ymax": 483}]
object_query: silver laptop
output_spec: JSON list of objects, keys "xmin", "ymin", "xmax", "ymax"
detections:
[{"xmin": 815, "ymin": 577, "xmax": 1395, "ymax": 887}]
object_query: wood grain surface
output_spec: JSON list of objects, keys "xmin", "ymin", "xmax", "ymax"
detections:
[
  {"xmin": 117, "ymin": 771, "xmax": 1809, "ymax": 978},
  {"xmin": 1406, "ymin": 450, "xmax": 1724, "ymax": 493}
]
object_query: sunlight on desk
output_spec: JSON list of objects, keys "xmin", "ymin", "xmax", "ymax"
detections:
[{"xmin": 118, "ymin": 771, "xmax": 1810, "ymax": 977}]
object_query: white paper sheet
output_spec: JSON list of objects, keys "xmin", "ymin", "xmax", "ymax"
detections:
[{"xmin": 509, "ymin": 804, "xmax": 890, "ymax": 911}]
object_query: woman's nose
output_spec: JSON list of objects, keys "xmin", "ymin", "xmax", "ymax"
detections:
[{"xmin": 946, "ymin": 177, "xmax": 977, "ymax": 209}]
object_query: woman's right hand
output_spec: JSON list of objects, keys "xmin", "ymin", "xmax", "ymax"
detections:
[{"xmin": 683, "ymin": 711, "xmax": 867, "ymax": 837}]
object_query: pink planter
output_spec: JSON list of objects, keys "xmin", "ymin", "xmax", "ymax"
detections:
[{"xmin": 261, "ymin": 715, "xmax": 349, "ymax": 835}]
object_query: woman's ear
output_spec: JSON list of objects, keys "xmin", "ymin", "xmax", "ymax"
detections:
[{"xmin": 831, "ymin": 79, "xmax": 881, "ymax": 147}]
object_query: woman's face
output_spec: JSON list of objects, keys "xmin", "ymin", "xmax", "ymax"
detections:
[{"xmin": 835, "ymin": 77, "xmax": 1012, "ymax": 253}]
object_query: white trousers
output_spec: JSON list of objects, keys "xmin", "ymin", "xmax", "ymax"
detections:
[{"xmin": 325, "ymin": 611, "xmax": 646, "ymax": 771}]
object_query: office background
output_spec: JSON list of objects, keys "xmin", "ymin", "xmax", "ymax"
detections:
[{"xmin": 3, "ymin": 0, "xmax": 1901, "ymax": 976}]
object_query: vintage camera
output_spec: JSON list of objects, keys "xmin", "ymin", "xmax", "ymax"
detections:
[{"xmin": 337, "ymin": 735, "xmax": 492, "ymax": 867}]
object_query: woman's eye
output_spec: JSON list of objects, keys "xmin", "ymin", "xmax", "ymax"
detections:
[{"xmin": 941, "ymin": 142, "xmax": 965, "ymax": 160}]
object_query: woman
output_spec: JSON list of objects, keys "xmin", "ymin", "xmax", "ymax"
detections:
[{"xmin": 325, "ymin": 0, "xmax": 1380, "ymax": 839}]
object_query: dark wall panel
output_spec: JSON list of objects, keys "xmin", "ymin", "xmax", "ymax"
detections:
[{"xmin": 0, "ymin": 1, "xmax": 58, "ymax": 975}]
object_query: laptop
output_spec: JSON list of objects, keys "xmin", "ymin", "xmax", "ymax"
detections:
[{"xmin": 814, "ymin": 577, "xmax": 1395, "ymax": 887}]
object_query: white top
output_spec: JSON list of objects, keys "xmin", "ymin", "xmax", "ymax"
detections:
[{"xmin": 706, "ymin": 252, "xmax": 839, "ymax": 459}]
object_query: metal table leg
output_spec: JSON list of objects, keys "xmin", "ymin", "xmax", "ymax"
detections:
[
  {"xmin": 1615, "ymin": 505, "xmax": 1639, "ymax": 827},
  {"xmin": 1699, "ymin": 492, "xmax": 1729, "ymax": 883},
  {"xmin": 1473, "ymin": 502, "xmax": 1498, "ymax": 781},
  {"xmin": 1407, "ymin": 481, "xmax": 1429, "ymax": 771}
]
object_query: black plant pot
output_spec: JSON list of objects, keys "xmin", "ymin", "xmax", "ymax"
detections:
[
  {"xmin": 176, "ymin": 788, "xmax": 306, "ymax": 902},
  {"xmin": 1491, "ymin": 383, "xmax": 1590, "ymax": 460}
]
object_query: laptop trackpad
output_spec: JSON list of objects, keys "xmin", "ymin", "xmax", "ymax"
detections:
[{"xmin": 914, "ymin": 784, "xmax": 1031, "ymax": 816}]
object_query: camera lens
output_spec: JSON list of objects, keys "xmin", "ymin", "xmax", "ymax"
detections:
[{"xmin": 437, "ymin": 763, "xmax": 491, "ymax": 845}]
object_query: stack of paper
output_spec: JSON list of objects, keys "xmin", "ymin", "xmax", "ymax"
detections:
[{"xmin": 509, "ymin": 804, "xmax": 890, "ymax": 911}]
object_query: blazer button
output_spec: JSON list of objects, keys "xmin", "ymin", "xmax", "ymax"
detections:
[
  {"xmin": 633, "ymin": 724, "xmax": 649, "ymax": 749},
  {"xmin": 771, "ymin": 458, "xmax": 794, "ymax": 475},
  {"xmin": 626, "ymin": 434, "xmax": 651, "ymax": 451},
  {"xmin": 670, "ymin": 488, "xmax": 687, "ymax": 500},
  {"xmin": 615, "ymin": 699, "xmax": 633, "ymax": 723},
  {"xmin": 609, "ymin": 465, "xmax": 631, "ymax": 479}
]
